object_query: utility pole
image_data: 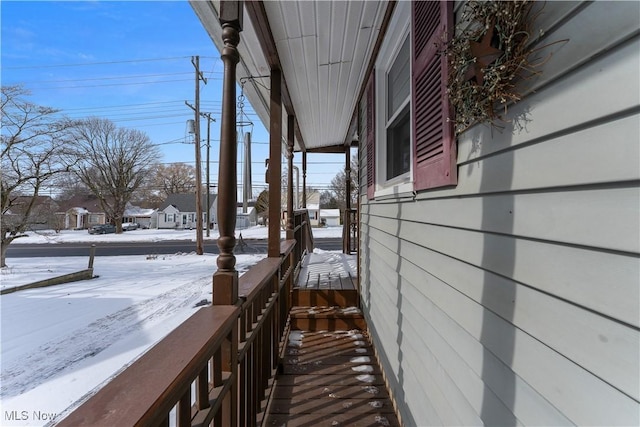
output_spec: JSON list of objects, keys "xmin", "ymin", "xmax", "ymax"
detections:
[
  {"xmin": 186, "ymin": 55, "xmax": 207, "ymax": 255},
  {"xmin": 200, "ymin": 112, "xmax": 215, "ymax": 237},
  {"xmin": 243, "ymin": 131, "xmax": 252, "ymax": 213}
]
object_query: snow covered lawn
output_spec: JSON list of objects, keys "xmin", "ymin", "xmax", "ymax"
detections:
[
  {"xmin": 8, "ymin": 225, "xmax": 343, "ymax": 245},
  {"xmin": 0, "ymin": 226, "xmax": 344, "ymax": 426},
  {"xmin": 0, "ymin": 253, "xmax": 265, "ymax": 426}
]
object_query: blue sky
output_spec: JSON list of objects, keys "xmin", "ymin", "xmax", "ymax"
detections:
[{"xmin": 1, "ymin": 1, "xmax": 343, "ymax": 197}]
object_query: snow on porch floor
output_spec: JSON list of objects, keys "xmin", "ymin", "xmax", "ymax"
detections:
[
  {"xmin": 297, "ymin": 250, "xmax": 357, "ymax": 290},
  {"xmin": 263, "ymin": 329, "xmax": 400, "ymax": 427}
]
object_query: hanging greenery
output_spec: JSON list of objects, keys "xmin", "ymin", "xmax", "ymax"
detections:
[{"xmin": 445, "ymin": 0, "xmax": 550, "ymax": 135}]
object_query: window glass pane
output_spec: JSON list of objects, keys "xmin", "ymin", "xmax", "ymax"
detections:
[
  {"xmin": 387, "ymin": 36, "xmax": 410, "ymax": 121},
  {"xmin": 386, "ymin": 105, "xmax": 411, "ymax": 179}
]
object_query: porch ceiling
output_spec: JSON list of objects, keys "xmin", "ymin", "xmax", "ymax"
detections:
[{"xmin": 190, "ymin": 0, "xmax": 387, "ymax": 152}]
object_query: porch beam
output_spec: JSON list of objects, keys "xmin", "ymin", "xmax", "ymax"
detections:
[
  {"xmin": 268, "ymin": 69, "xmax": 282, "ymax": 258},
  {"xmin": 213, "ymin": 0, "xmax": 242, "ymax": 306},
  {"xmin": 286, "ymin": 114, "xmax": 295, "ymax": 240},
  {"xmin": 305, "ymin": 145, "xmax": 348, "ymax": 154}
]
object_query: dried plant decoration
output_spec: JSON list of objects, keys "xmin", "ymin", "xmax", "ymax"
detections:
[{"xmin": 445, "ymin": 0, "xmax": 556, "ymax": 135}]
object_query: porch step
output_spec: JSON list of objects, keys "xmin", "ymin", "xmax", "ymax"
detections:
[
  {"xmin": 289, "ymin": 306, "xmax": 366, "ymax": 331},
  {"xmin": 292, "ymin": 289, "xmax": 359, "ymax": 307}
]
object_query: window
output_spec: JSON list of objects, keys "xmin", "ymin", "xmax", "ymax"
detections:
[
  {"xmin": 366, "ymin": 0, "xmax": 455, "ymax": 199},
  {"xmin": 386, "ymin": 35, "xmax": 411, "ymax": 180},
  {"xmin": 165, "ymin": 213, "xmax": 174, "ymax": 223},
  {"xmin": 375, "ymin": 3, "xmax": 412, "ymax": 194}
]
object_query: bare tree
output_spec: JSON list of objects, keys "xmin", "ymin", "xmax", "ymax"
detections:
[
  {"xmin": 71, "ymin": 117, "xmax": 160, "ymax": 233},
  {"xmin": 131, "ymin": 163, "xmax": 197, "ymax": 208},
  {"xmin": 327, "ymin": 153, "xmax": 358, "ymax": 211},
  {"xmin": 158, "ymin": 163, "xmax": 197, "ymax": 195},
  {"xmin": 54, "ymin": 171, "xmax": 92, "ymax": 201},
  {"xmin": 320, "ymin": 190, "xmax": 339, "ymax": 209},
  {"xmin": 1, "ymin": 85, "xmax": 77, "ymax": 267}
]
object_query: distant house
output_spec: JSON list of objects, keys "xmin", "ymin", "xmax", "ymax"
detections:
[
  {"xmin": 320, "ymin": 209, "xmax": 341, "ymax": 227},
  {"xmin": 123, "ymin": 203, "xmax": 157, "ymax": 229},
  {"xmin": 3, "ymin": 195, "xmax": 60, "ymax": 231},
  {"xmin": 305, "ymin": 192, "xmax": 321, "ymax": 226},
  {"xmin": 236, "ymin": 202, "xmax": 258, "ymax": 229},
  {"xmin": 306, "ymin": 203, "xmax": 320, "ymax": 226},
  {"xmin": 57, "ymin": 194, "xmax": 106, "ymax": 230},
  {"xmin": 157, "ymin": 193, "xmax": 217, "ymax": 229}
]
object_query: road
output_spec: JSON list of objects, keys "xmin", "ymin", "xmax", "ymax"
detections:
[{"xmin": 5, "ymin": 238, "xmax": 343, "ymax": 258}]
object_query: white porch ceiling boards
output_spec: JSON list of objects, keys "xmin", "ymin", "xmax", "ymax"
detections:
[
  {"xmin": 264, "ymin": 0, "xmax": 385, "ymax": 150},
  {"xmin": 190, "ymin": 0, "xmax": 386, "ymax": 152}
]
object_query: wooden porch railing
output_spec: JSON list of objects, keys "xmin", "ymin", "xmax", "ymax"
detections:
[
  {"xmin": 342, "ymin": 208, "xmax": 358, "ymax": 255},
  {"xmin": 291, "ymin": 209, "xmax": 313, "ymax": 278},
  {"xmin": 58, "ymin": 240, "xmax": 298, "ymax": 427}
]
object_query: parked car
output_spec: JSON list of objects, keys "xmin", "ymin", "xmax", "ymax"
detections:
[
  {"xmin": 122, "ymin": 222, "xmax": 139, "ymax": 231},
  {"xmin": 88, "ymin": 224, "xmax": 116, "ymax": 234}
]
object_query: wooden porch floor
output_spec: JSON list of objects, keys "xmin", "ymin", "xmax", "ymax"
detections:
[
  {"xmin": 263, "ymin": 326, "xmax": 400, "ymax": 427},
  {"xmin": 263, "ymin": 253, "xmax": 399, "ymax": 426},
  {"xmin": 297, "ymin": 251, "xmax": 357, "ymax": 290}
]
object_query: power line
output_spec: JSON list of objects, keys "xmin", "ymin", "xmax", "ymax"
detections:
[
  {"xmin": 61, "ymin": 100, "xmax": 189, "ymax": 112},
  {"xmin": 68, "ymin": 110, "xmax": 206, "ymax": 120},
  {"xmin": 4, "ymin": 56, "xmax": 192, "ymax": 70},
  {"xmin": 26, "ymin": 78, "xmax": 199, "ymax": 90},
  {"xmin": 151, "ymin": 138, "xmax": 190, "ymax": 146},
  {"xmin": 21, "ymin": 71, "xmax": 205, "ymax": 85}
]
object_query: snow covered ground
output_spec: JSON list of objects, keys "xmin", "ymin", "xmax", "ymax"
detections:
[
  {"xmin": 7, "ymin": 224, "xmax": 343, "ymax": 245},
  {"xmin": 0, "ymin": 226, "xmax": 343, "ymax": 426}
]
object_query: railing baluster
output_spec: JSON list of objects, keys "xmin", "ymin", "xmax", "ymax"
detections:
[
  {"xmin": 272, "ymin": 276, "xmax": 279, "ymax": 371},
  {"xmin": 197, "ymin": 367, "xmax": 209, "ymax": 411},
  {"xmin": 158, "ymin": 413, "xmax": 170, "ymax": 427},
  {"xmin": 251, "ymin": 299, "xmax": 258, "ymax": 413},
  {"xmin": 213, "ymin": 347, "xmax": 222, "ymax": 387},
  {"xmin": 227, "ymin": 327, "xmax": 238, "ymax": 427},
  {"xmin": 177, "ymin": 388, "xmax": 191, "ymax": 427}
]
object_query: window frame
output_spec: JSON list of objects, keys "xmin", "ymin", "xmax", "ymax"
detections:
[{"xmin": 374, "ymin": 1, "xmax": 414, "ymax": 198}]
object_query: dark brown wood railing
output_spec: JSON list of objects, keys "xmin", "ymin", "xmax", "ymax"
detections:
[
  {"xmin": 291, "ymin": 209, "xmax": 313, "ymax": 279},
  {"xmin": 236, "ymin": 239, "xmax": 295, "ymax": 426},
  {"xmin": 58, "ymin": 240, "xmax": 298, "ymax": 427},
  {"xmin": 342, "ymin": 208, "xmax": 358, "ymax": 254}
]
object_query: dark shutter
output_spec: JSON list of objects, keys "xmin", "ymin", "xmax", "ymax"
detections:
[
  {"xmin": 412, "ymin": 0, "xmax": 456, "ymax": 191},
  {"xmin": 366, "ymin": 70, "xmax": 376, "ymax": 200}
]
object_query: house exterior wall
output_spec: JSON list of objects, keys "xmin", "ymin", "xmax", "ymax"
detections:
[
  {"xmin": 306, "ymin": 204, "xmax": 320, "ymax": 227},
  {"xmin": 157, "ymin": 206, "xmax": 215, "ymax": 229},
  {"xmin": 321, "ymin": 209, "xmax": 341, "ymax": 227},
  {"xmin": 359, "ymin": 2, "xmax": 640, "ymax": 426},
  {"xmin": 157, "ymin": 206, "xmax": 180, "ymax": 229},
  {"xmin": 64, "ymin": 210, "xmax": 105, "ymax": 230}
]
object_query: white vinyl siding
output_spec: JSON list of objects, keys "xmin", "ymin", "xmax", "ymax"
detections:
[{"xmin": 359, "ymin": 1, "xmax": 640, "ymax": 425}]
